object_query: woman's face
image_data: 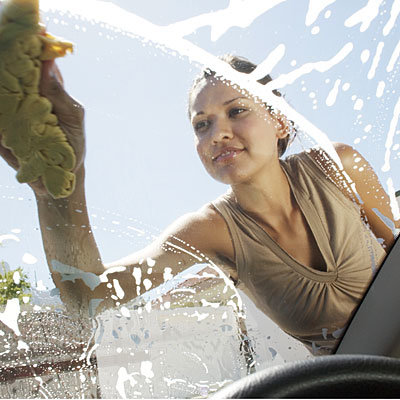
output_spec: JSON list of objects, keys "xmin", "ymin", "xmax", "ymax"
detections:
[{"xmin": 190, "ymin": 77, "xmax": 287, "ymax": 186}]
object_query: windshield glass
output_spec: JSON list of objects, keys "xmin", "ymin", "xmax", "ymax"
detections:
[{"xmin": 0, "ymin": 0, "xmax": 399, "ymax": 398}]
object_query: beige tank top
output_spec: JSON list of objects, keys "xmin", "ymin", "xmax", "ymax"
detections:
[{"xmin": 211, "ymin": 150, "xmax": 386, "ymax": 355}]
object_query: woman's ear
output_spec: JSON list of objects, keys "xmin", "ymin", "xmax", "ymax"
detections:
[{"xmin": 274, "ymin": 111, "xmax": 290, "ymax": 139}]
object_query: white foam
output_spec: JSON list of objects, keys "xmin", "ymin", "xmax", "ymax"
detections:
[
  {"xmin": 0, "ymin": 234, "xmax": 20, "ymax": 245},
  {"xmin": 143, "ymin": 278, "xmax": 152, "ymax": 290},
  {"xmin": 311, "ymin": 26, "xmax": 320, "ymax": 35},
  {"xmin": 345, "ymin": 0, "xmax": 384, "ymax": 32},
  {"xmin": 354, "ymin": 98, "xmax": 364, "ymax": 111},
  {"xmin": 17, "ymin": 340, "xmax": 29, "ymax": 351},
  {"xmin": 376, "ymin": 80, "xmax": 385, "ymax": 98},
  {"xmin": 39, "ymin": 0, "xmax": 343, "ymax": 167},
  {"xmin": 146, "ymin": 257, "xmax": 156, "ymax": 267},
  {"xmin": 120, "ymin": 306, "xmax": 130, "ymax": 317},
  {"xmin": 342, "ymin": 82, "xmax": 351, "ymax": 91},
  {"xmin": 250, "ymin": 44, "xmax": 285, "ymax": 80},
  {"xmin": 170, "ymin": 287, "xmax": 196, "ymax": 294},
  {"xmin": 116, "ymin": 367, "xmax": 137, "ymax": 399},
  {"xmin": 325, "ymin": 78, "xmax": 341, "ymax": 106},
  {"xmin": 360, "ymin": 49, "xmax": 370, "ymax": 64},
  {"xmin": 0, "ymin": 299, "xmax": 21, "ymax": 336},
  {"xmin": 145, "ymin": 300, "xmax": 152, "ymax": 313},
  {"xmin": 132, "ymin": 267, "xmax": 142, "ymax": 286},
  {"xmin": 382, "ymin": 96, "xmax": 400, "ymax": 172},
  {"xmin": 383, "ymin": 0, "xmax": 400, "ymax": 36},
  {"xmin": 113, "ymin": 279, "xmax": 125, "ymax": 299},
  {"xmin": 163, "ymin": 267, "xmax": 173, "ymax": 282},
  {"xmin": 22, "ymin": 253, "xmax": 38, "ymax": 265},
  {"xmin": 165, "ymin": 241, "xmax": 203, "ymax": 261},
  {"xmin": 386, "ymin": 40, "xmax": 400, "ymax": 72},
  {"xmin": 13, "ymin": 271, "xmax": 21, "ymax": 285},
  {"xmin": 141, "ymin": 361, "xmax": 154, "ymax": 379},
  {"xmin": 163, "ymin": 0, "xmax": 288, "ymax": 41},
  {"xmin": 99, "ymin": 265, "xmax": 126, "ymax": 283},
  {"xmin": 36, "ymin": 280, "xmax": 47, "ymax": 291},
  {"xmin": 270, "ymin": 42, "xmax": 353, "ymax": 90},
  {"xmin": 368, "ymin": 41, "xmax": 384, "ymax": 79},
  {"xmin": 364, "ymin": 124, "xmax": 372, "ymax": 133},
  {"xmin": 305, "ymin": 0, "xmax": 336, "ymax": 26},
  {"xmin": 163, "ymin": 377, "xmax": 188, "ymax": 387},
  {"xmin": 191, "ymin": 310, "xmax": 210, "ymax": 322},
  {"xmin": 127, "ymin": 226, "xmax": 145, "ymax": 235},
  {"xmin": 200, "ymin": 299, "xmax": 221, "ymax": 309},
  {"xmin": 386, "ymin": 177, "xmax": 400, "ymax": 222}
]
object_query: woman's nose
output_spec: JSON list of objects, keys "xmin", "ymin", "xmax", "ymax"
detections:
[{"xmin": 211, "ymin": 118, "xmax": 233, "ymax": 143}]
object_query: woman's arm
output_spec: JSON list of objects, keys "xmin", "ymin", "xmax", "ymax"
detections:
[
  {"xmin": 311, "ymin": 142, "xmax": 399, "ymax": 251},
  {"xmin": 333, "ymin": 142, "xmax": 398, "ymax": 250},
  {"xmin": 49, "ymin": 204, "xmax": 231, "ymax": 316},
  {"xmin": 0, "ymin": 61, "xmax": 232, "ymax": 315}
]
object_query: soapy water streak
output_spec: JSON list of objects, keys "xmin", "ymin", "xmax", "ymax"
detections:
[
  {"xmin": 387, "ymin": 177, "xmax": 400, "ymax": 224},
  {"xmin": 305, "ymin": 0, "xmax": 336, "ymax": 26},
  {"xmin": 165, "ymin": 0, "xmax": 289, "ymax": 42},
  {"xmin": 344, "ymin": 0, "xmax": 384, "ymax": 32},
  {"xmin": 382, "ymin": 96, "xmax": 400, "ymax": 177},
  {"xmin": 368, "ymin": 41, "xmax": 385, "ymax": 80},
  {"xmin": 387, "ymin": 39, "xmax": 400, "ymax": 72},
  {"xmin": 250, "ymin": 43, "xmax": 286, "ymax": 79},
  {"xmin": 383, "ymin": 0, "xmax": 400, "ymax": 36},
  {"xmin": 38, "ymin": 0, "xmax": 400, "ymax": 220},
  {"xmin": 52, "ymin": 248, "xmax": 243, "ymax": 316},
  {"xmin": 39, "ymin": 0, "xmax": 342, "ymax": 164}
]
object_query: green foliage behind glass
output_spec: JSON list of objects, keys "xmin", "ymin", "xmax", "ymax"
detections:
[{"xmin": 0, "ymin": 261, "xmax": 31, "ymax": 305}]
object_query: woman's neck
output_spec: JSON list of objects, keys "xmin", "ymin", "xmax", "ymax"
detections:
[{"xmin": 231, "ymin": 161, "xmax": 294, "ymax": 223}]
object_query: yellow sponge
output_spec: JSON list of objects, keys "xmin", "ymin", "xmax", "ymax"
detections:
[{"xmin": 0, "ymin": 0, "xmax": 76, "ymax": 199}]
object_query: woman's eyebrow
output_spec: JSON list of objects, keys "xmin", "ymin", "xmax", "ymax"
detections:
[
  {"xmin": 192, "ymin": 96, "xmax": 249, "ymax": 120},
  {"xmin": 223, "ymin": 96, "xmax": 248, "ymax": 105}
]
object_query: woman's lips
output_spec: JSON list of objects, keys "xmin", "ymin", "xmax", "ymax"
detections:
[{"xmin": 213, "ymin": 148, "xmax": 244, "ymax": 163}]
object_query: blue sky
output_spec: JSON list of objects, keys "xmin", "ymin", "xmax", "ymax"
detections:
[{"xmin": 0, "ymin": 0, "xmax": 399, "ymax": 286}]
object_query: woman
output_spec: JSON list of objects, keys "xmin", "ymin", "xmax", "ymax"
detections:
[{"xmin": 0, "ymin": 54, "xmax": 397, "ymax": 355}]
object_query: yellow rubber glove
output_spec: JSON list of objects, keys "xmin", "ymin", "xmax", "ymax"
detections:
[{"xmin": 0, "ymin": 0, "xmax": 76, "ymax": 199}]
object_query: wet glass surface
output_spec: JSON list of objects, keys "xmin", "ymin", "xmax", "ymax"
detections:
[{"xmin": 0, "ymin": 0, "xmax": 399, "ymax": 397}]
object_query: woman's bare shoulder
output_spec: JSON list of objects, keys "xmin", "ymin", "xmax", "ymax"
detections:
[
  {"xmin": 306, "ymin": 142, "xmax": 354, "ymax": 166},
  {"xmin": 160, "ymin": 203, "xmax": 234, "ymax": 260}
]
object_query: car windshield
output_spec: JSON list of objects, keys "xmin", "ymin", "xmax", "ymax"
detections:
[{"xmin": 0, "ymin": 0, "xmax": 399, "ymax": 398}]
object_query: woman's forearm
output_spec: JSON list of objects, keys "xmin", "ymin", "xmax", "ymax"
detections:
[{"xmin": 35, "ymin": 166, "xmax": 104, "ymax": 276}]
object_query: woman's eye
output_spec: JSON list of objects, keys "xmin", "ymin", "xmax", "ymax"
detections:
[
  {"xmin": 229, "ymin": 107, "xmax": 247, "ymax": 117},
  {"xmin": 194, "ymin": 120, "xmax": 209, "ymax": 132}
]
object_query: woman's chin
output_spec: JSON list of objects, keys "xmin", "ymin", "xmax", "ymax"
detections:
[{"xmin": 211, "ymin": 170, "xmax": 250, "ymax": 186}]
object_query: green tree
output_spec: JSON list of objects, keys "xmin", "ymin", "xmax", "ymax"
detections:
[{"xmin": 0, "ymin": 261, "xmax": 31, "ymax": 305}]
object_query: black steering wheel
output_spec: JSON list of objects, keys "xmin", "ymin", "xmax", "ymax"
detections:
[{"xmin": 212, "ymin": 355, "xmax": 400, "ymax": 398}]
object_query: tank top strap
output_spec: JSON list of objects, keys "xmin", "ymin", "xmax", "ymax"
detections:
[
  {"xmin": 289, "ymin": 148, "xmax": 364, "ymax": 214},
  {"xmin": 211, "ymin": 191, "xmax": 249, "ymax": 272}
]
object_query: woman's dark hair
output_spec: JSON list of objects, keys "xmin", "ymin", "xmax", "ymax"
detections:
[{"xmin": 188, "ymin": 54, "xmax": 296, "ymax": 158}]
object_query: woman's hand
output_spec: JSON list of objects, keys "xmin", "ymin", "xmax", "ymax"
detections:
[
  {"xmin": 0, "ymin": 60, "xmax": 86, "ymax": 198},
  {"xmin": 39, "ymin": 60, "xmax": 86, "ymax": 175}
]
